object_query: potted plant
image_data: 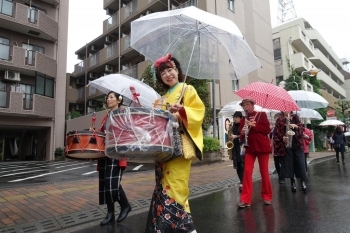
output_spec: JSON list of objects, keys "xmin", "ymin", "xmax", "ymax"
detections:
[
  {"xmin": 54, "ymin": 147, "xmax": 65, "ymax": 161},
  {"xmin": 198, "ymin": 136, "xmax": 221, "ymax": 163}
]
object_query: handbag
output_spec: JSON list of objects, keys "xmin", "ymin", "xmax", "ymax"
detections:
[{"xmin": 171, "ymin": 125, "xmax": 197, "ymax": 161}]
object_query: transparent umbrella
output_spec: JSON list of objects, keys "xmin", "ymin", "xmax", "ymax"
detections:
[
  {"xmin": 319, "ymin": 119, "xmax": 344, "ymax": 126},
  {"xmin": 218, "ymin": 100, "xmax": 274, "ymax": 117},
  {"xmin": 87, "ymin": 74, "xmax": 161, "ymax": 108},
  {"xmin": 288, "ymin": 90, "xmax": 328, "ymax": 109},
  {"xmin": 130, "ymin": 6, "xmax": 261, "ymax": 81}
]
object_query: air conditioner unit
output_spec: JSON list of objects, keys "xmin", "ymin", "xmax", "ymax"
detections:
[
  {"xmin": 89, "ymin": 72, "xmax": 96, "ymax": 79},
  {"xmin": 105, "ymin": 64, "xmax": 113, "ymax": 72},
  {"xmin": 91, "ymin": 45, "xmax": 98, "ymax": 52},
  {"xmin": 105, "ymin": 36, "xmax": 113, "ymax": 44},
  {"xmin": 77, "ymin": 54, "xmax": 85, "ymax": 60},
  {"xmin": 76, "ymin": 79, "xmax": 84, "ymax": 85},
  {"xmin": 76, "ymin": 104, "xmax": 83, "ymax": 110},
  {"xmin": 4, "ymin": 70, "xmax": 21, "ymax": 82},
  {"xmin": 88, "ymin": 100, "xmax": 97, "ymax": 107}
]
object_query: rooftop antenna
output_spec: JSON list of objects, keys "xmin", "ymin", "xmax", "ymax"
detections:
[{"xmin": 277, "ymin": 0, "xmax": 297, "ymax": 24}]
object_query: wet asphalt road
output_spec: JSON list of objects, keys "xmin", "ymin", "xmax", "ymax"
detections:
[
  {"xmin": 0, "ymin": 160, "xmax": 153, "ymax": 187},
  {"xmin": 67, "ymin": 156, "xmax": 350, "ymax": 233}
]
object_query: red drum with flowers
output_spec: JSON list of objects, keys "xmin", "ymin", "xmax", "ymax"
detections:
[
  {"xmin": 105, "ymin": 107, "xmax": 173, "ymax": 163},
  {"xmin": 65, "ymin": 130, "xmax": 105, "ymax": 160}
]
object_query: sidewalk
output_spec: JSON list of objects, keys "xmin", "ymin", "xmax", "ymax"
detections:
[{"xmin": 0, "ymin": 151, "xmax": 336, "ymax": 232}]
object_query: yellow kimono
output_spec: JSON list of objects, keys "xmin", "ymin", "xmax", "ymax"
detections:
[{"xmin": 158, "ymin": 82, "xmax": 205, "ymax": 213}]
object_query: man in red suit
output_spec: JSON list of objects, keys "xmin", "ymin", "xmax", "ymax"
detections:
[{"xmin": 237, "ymin": 98, "xmax": 272, "ymax": 208}]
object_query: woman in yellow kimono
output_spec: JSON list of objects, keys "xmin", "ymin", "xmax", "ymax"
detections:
[{"xmin": 145, "ymin": 54, "xmax": 205, "ymax": 233}]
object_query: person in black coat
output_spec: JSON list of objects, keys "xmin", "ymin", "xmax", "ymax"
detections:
[
  {"xmin": 228, "ymin": 111, "xmax": 244, "ymax": 192},
  {"xmin": 333, "ymin": 126, "xmax": 346, "ymax": 164}
]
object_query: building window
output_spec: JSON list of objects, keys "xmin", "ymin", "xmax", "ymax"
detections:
[
  {"xmin": 0, "ymin": 0, "xmax": 13, "ymax": 16},
  {"xmin": 232, "ymin": 79, "xmax": 239, "ymax": 91},
  {"xmin": 25, "ymin": 3, "xmax": 46, "ymax": 24},
  {"xmin": 274, "ymin": 48, "xmax": 281, "ymax": 60},
  {"xmin": 0, "ymin": 81, "xmax": 7, "ymax": 107},
  {"xmin": 35, "ymin": 74, "xmax": 54, "ymax": 98},
  {"xmin": 0, "ymin": 37, "xmax": 10, "ymax": 61},
  {"xmin": 22, "ymin": 43, "xmax": 44, "ymax": 65},
  {"xmin": 276, "ymin": 76, "xmax": 283, "ymax": 84},
  {"xmin": 20, "ymin": 84, "xmax": 34, "ymax": 110},
  {"xmin": 228, "ymin": 0, "xmax": 234, "ymax": 12}
]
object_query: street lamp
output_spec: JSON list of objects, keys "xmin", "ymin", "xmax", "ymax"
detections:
[
  {"xmin": 300, "ymin": 68, "xmax": 321, "ymax": 90},
  {"xmin": 278, "ymin": 80, "xmax": 299, "ymax": 90}
]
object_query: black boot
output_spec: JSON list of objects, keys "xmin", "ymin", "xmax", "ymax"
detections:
[
  {"xmin": 291, "ymin": 178, "xmax": 296, "ymax": 192},
  {"xmin": 301, "ymin": 179, "xmax": 307, "ymax": 193},
  {"xmin": 117, "ymin": 188, "xmax": 132, "ymax": 223},
  {"xmin": 100, "ymin": 202, "xmax": 115, "ymax": 226}
]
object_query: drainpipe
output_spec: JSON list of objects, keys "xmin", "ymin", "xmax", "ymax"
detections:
[
  {"xmin": 118, "ymin": 0, "xmax": 121, "ymax": 72},
  {"xmin": 287, "ymin": 37, "xmax": 293, "ymax": 74},
  {"xmin": 84, "ymin": 43, "xmax": 87, "ymax": 115}
]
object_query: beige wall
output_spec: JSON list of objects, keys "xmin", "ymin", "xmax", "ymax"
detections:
[{"xmin": 53, "ymin": 0, "xmax": 69, "ymax": 159}]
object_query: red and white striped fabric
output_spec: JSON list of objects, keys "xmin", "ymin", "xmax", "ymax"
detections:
[{"xmin": 235, "ymin": 82, "xmax": 299, "ymax": 111}]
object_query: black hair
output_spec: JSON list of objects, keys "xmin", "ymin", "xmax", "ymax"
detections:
[
  {"xmin": 335, "ymin": 126, "xmax": 342, "ymax": 134},
  {"xmin": 105, "ymin": 91, "xmax": 123, "ymax": 108},
  {"xmin": 155, "ymin": 57, "xmax": 185, "ymax": 90}
]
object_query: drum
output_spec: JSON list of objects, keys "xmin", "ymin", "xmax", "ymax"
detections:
[
  {"xmin": 105, "ymin": 107, "xmax": 174, "ymax": 163},
  {"xmin": 65, "ymin": 130, "xmax": 105, "ymax": 160}
]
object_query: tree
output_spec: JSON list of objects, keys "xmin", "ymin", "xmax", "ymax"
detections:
[{"xmin": 141, "ymin": 65, "xmax": 212, "ymax": 130}]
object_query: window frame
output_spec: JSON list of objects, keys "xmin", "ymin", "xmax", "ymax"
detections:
[
  {"xmin": 228, "ymin": 0, "xmax": 234, "ymax": 12},
  {"xmin": 35, "ymin": 73, "xmax": 54, "ymax": 98}
]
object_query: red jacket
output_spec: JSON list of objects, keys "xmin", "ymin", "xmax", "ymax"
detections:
[
  {"xmin": 303, "ymin": 128, "xmax": 313, "ymax": 153},
  {"xmin": 239, "ymin": 111, "xmax": 271, "ymax": 154},
  {"xmin": 99, "ymin": 115, "xmax": 127, "ymax": 167}
]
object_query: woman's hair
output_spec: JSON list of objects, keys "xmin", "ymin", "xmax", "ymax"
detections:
[
  {"xmin": 105, "ymin": 91, "xmax": 123, "ymax": 108},
  {"xmin": 155, "ymin": 57, "xmax": 185, "ymax": 89},
  {"xmin": 335, "ymin": 126, "xmax": 343, "ymax": 134}
]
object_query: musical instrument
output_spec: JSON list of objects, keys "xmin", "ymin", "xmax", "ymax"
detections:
[
  {"xmin": 243, "ymin": 110, "xmax": 250, "ymax": 148},
  {"xmin": 285, "ymin": 113, "xmax": 295, "ymax": 148},
  {"xmin": 65, "ymin": 130, "xmax": 105, "ymax": 159},
  {"xmin": 226, "ymin": 141, "xmax": 234, "ymax": 149},
  {"xmin": 105, "ymin": 107, "xmax": 173, "ymax": 163}
]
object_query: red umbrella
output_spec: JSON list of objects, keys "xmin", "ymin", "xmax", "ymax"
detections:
[{"xmin": 235, "ymin": 82, "xmax": 299, "ymax": 111}]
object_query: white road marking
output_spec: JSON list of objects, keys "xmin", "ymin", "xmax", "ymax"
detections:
[
  {"xmin": 82, "ymin": 171, "xmax": 98, "ymax": 175},
  {"xmin": 0, "ymin": 169, "xmax": 43, "ymax": 178},
  {"xmin": 8, "ymin": 165, "xmax": 91, "ymax": 182},
  {"xmin": 132, "ymin": 165, "xmax": 143, "ymax": 171}
]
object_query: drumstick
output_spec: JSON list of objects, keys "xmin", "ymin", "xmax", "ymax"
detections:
[{"xmin": 130, "ymin": 86, "xmax": 142, "ymax": 107}]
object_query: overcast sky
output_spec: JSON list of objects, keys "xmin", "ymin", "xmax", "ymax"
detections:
[{"xmin": 66, "ymin": 0, "xmax": 350, "ymax": 73}]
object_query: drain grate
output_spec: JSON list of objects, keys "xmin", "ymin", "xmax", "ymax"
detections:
[
  {"xmin": 133, "ymin": 198, "xmax": 152, "ymax": 208},
  {"xmin": 56, "ymin": 208, "xmax": 105, "ymax": 228},
  {"xmin": 0, "ymin": 218, "xmax": 60, "ymax": 233}
]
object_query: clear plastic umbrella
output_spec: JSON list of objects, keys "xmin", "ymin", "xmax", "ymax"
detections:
[
  {"xmin": 295, "ymin": 108, "xmax": 323, "ymax": 120},
  {"xmin": 319, "ymin": 119, "xmax": 344, "ymax": 126},
  {"xmin": 130, "ymin": 6, "xmax": 261, "ymax": 80},
  {"xmin": 87, "ymin": 74, "xmax": 160, "ymax": 108},
  {"xmin": 218, "ymin": 100, "xmax": 274, "ymax": 117},
  {"xmin": 288, "ymin": 90, "xmax": 328, "ymax": 109}
]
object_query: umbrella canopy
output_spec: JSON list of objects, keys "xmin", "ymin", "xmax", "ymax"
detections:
[
  {"xmin": 344, "ymin": 132, "xmax": 350, "ymax": 136},
  {"xmin": 87, "ymin": 74, "xmax": 160, "ymax": 108},
  {"xmin": 218, "ymin": 100, "xmax": 274, "ymax": 117},
  {"xmin": 295, "ymin": 108, "xmax": 323, "ymax": 120},
  {"xmin": 235, "ymin": 82, "xmax": 299, "ymax": 111},
  {"xmin": 319, "ymin": 119, "xmax": 344, "ymax": 126},
  {"xmin": 130, "ymin": 6, "xmax": 261, "ymax": 80},
  {"xmin": 288, "ymin": 90, "xmax": 328, "ymax": 109}
]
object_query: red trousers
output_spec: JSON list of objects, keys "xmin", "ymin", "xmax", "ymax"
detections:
[{"xmin": 240, "ymin": 152, "xmax": 272, "ymax": 204}]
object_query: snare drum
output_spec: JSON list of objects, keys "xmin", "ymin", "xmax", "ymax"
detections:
[
  {"xmin": 105, "ymin": 107, "xmax": 173, "ymax": 163},
  {"xmin": 65, "ymin": 130, "xmax": 105, "ymax": 160}
]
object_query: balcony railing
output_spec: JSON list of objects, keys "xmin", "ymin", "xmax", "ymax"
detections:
[
  {"xmin": 107, "ymin": 11, "xmax": 118, "ymax": 31},
  {"xmin": 25, "ymin": 50, "xmax": 35, "ymax": 66},
  {"xmin": 174, "ymin": 0, "xmax": 197, "ymax": 9},
  {"xmin": 77, "ymin": 87, "xmax": 84, "ymax": 99},
  {"xmin": 124, "ymin": 35, "xmax": 130, "ymax": 50},
  {"xmin": 122, "ymin": 65, "xmax": 138, "ymax": 78},
  {"xmin": 89, "ymin": 53, "xmax": 99, "ymax": 68},
  {"xmin": 0, "ymin": 43, "xmax": 10, "ymax": 61},
  {"xmin": 0, "ymin": 82, "xmax": 8, "ymax": 108},
  {"xmin": 106, "ymin": 41, "xmax": 118, "ymax": 59},
  {"xmin": 0, "ymin": 0, "xmax": 13, "ymax": 16},
  {"xmin": 74, "ymin": 61, "xmax": 85, "ymax": 74},
  {"xmin": 89, "ymin": 86, "xmax": 97, "ymax": 96},
  {"xmin": 28, "ymin": 7, "xmax": 38, "ymax": 24},
  {"xmin": 125, "ymin": 0, "xmax": 138, "ymax": 19}
]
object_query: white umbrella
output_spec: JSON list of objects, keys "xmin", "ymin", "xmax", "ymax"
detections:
[
  {"xmin": 130, "ymin": 6, "xmax": 261, "ymax": 80},
  {"xmin": 319, "ymin": 119, "xmax": 344, "ymax": 126},
  {"xmin": 344, "ymin": 132, "xmax": 350, "ymax": 136},
  {"xmin": 87, "ymin": 74, "xmax": 160, "ymax": 108},
  {"xmin": 218, "ymin": 100, "xmax": 274, "ymax": 117},
  {"xmin": 288, "ymin": 90, "xmax": 328, "ymax": 109},
  {"xmin": 295, "ymin": 108, "xmax": 323, "ymax": 120}
]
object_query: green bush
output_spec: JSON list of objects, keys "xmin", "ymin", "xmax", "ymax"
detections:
[
  {"xmin": 54, "ymin": 147, "xmax": 64, "ymax": 157},
  {"xmin": 203, "ymin": 136, "xmax": 220, "ymax": 152}
]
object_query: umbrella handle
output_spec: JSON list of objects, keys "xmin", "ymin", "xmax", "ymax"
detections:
[{"xmin": 130, "ymin": 86, "xmax": 142, "ymax": 107}]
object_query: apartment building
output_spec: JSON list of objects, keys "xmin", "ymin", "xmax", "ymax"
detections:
[
  {"xmin": 66, "ymin": 0, "xmax": 275, "ymax": 146},
  {"xmin": 0, "ymin": 0, "xmax": 69, "ymax": 161},
  {"xmin": 272, "ymin": 18, "xmax": 346, "ymax": 107}
]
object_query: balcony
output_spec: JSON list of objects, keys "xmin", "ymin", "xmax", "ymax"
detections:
[
  {"xmin": 0, "ymin": 46, "xmax": 57, "ymax": 77},
  {"xmin": 290, "ymin": 25, "xmax": 314, "ymax": 58},
  {"xmin": 305, "ymin": 28, "xmax": 343, "ymax": 68},
  {"xmin": 319, "ymin": 90, "xmax": 339, "ymax": 108},
  {"xmin": 0, "ymin": 91, "xmax": 55, "ymax": 118},
  {"xmin": 317, "ymin": 70, "xmax": 346, "ymax": 99},
  {"xmin": 0, "ymin": 2, "xmax": 58, "ymax": 41},
  {"xmin": 103, "ymin": 11, "xmax": 119, "ymax": 34},
  {"xmin": 66, "ymin": 86, "xmax": 78, "ymax": 103},
  {"xmin": 289, "ymin": 52, "xmax": 317, "ymax": 73},
  {"xmin": 309, "ymin": 49, "xmax": 344, "ymax": 84}
]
